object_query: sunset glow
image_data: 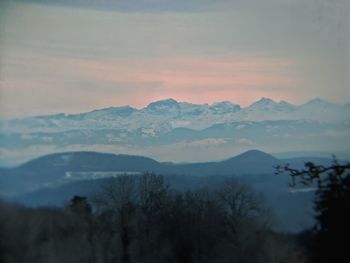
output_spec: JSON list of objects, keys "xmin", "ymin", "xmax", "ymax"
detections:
[{"xmin": 0, "ymin": 0, "xmax": 349, "ymax": 117}]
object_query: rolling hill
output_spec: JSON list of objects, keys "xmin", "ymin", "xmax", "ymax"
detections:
[{"xmin": 0, "ymin": 149, "xmax": 327, "ymax": 232}]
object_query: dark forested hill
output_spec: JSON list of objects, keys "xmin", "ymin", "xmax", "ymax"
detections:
[
  {"xmin": 0, "ymin": 150, "xmax": 333, "ymax": 197},
  {"xmin": 0, "ymin": 150, "xmax": 333, "ymax": 232}
]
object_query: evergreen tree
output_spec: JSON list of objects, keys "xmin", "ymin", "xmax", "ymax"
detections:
[{"xmin": 277, "ymin": 160, "xmax": 350, "ymax": 262}]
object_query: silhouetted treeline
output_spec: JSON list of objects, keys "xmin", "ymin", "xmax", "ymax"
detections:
[
  {"xmin": 0, "ymin": 173, "xmax": 306, "ymax": 263},
  {"xmin": 277, "ymin": 161, "xmax": 350, "ymax": 263}
]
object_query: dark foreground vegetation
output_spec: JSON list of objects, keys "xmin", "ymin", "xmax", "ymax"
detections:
[
  {"xmin": 1, "ymin": 159, "xmax": 348, "ymax": 263},
  {"xmin": 277, "ymin": 160, "xmax": 350, "ymax": 263},
  {"xmin": 0, "ymin": 174, "xmax": 306, "ymax": 263}
]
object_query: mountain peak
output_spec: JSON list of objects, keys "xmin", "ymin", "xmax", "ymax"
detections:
[
  {"xmin": 220, "ymin": 150, "xmax": 279, "ymax": 174},
  {"xmin": 82, "ymin": 105, "xmax": 136, "ymax": 119},
  {"xmin": 248, "ymin": 97, "xmax": 277, "ymax": 109},
  {"xmin": 212, "ymin": 100, "xmax": 233, "ymax": 106},
  {"xmin": 305, "ymin": 98, "xmax": 329, "ymax": 105},
  {"xmin": 255, "ymin": 97, "xmax": 275, "ymax": 104},
  {"xmin": 144, "ymin": 99, "xmax": 181, "ymax": 114},
  {"xmin": 302, "ymin": 98, "xmax": 337, "ymax": 108},
  {"xmin": 210, "ymin": 101, "xmax": 241, "ymax": 112},
  {"xmin": 146, "ymin": 98, "xmax": 178, "ymax": 108},
  {"xmin": 228, "ymin": 149, "xmax": 278, "ymax": 163},
  {"xmin": 157, "ymin": 98, "xmax": 178, "ymax": 104},
  {"xmin": 279, "ymin": 100, "xmax": 291, "ymax": 106},
  {"xmin": 237, "ymin": 149, "xmax": 275, "ymax": 157},
  {"xmin": 104, "ymin": 105, "xmax": 136, "ymax": 112}
]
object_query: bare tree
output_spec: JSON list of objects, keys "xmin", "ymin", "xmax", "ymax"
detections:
[{"xmin": 93, "ymin": 175, "xmax": 138, "ymax": 263}]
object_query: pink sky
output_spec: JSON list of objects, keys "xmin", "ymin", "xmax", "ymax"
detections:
[
  {"xmin": 0, "ymin": 1, "xmax": 348, "ymax": 118},
  {"xmin": 75, "ymin": 55, "xmax": 297, "ymax": 106},
  {"xmin": 0, "ymin": 53, "xmax": 299, "ymax": 116}
]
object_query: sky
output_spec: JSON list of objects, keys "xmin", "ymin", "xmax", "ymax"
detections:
[{"xmin": 0, "ymin": 0, "xmax": 349, "ymax": 118}]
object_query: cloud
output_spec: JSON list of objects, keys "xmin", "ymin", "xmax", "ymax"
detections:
[
  {"xmin": 183, "ymin": 138, "xmax": 228, "ymax": 148},
  {"xmin": 236, "ymin": 138, "xmax": 256, "ymax": 146},
  {"xmin": 324, "ymin": 130, "xmax": 350, "ymax": 137},
  {"xmin": 21, "ymin": 0, "xmax": 234, "ymax": 12}
]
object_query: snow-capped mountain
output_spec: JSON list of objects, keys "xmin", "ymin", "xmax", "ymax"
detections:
[
  {"xmin": 247, "ymin": 98, "xmax": 296, "ymax": 112},
  {"xmin": 0, "ymin": 98, "xmax": 349, "ymax": 165},
  {"xmin": 1, "ymin": 97, "xmax": 348, "ymax": 134}
]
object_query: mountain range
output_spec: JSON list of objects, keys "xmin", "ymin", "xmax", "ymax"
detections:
[{"xmin": 0, "ymin": 97, "xmax": 349, "ymax": 166}]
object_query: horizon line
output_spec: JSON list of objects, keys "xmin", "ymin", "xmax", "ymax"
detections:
[{"xmin": 4, "ymin": 96, "xmax": 346, "ymax": 120}]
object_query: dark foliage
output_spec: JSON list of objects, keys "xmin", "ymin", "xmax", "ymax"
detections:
[
  {"xmin": 277, "ymin": 160, "xmax": 350, "ymax": 263},
  {"xmin": 0, "ymin": 174, "xmax": 305, "ymax": 263}
]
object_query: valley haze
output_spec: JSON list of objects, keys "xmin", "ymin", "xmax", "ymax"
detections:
[{"xmin": 0, "ymin": 149, "xmax": 322, "ymax": 232}]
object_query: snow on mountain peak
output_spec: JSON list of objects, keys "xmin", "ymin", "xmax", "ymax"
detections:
[
  {"xmin": 303, "ymin": 98, "xmax": 333, "ymax": 107},
  {"xmin": 145, "ymin": 98, "xmax": 180, "ymax": 111},
  {"xmin": 246, "ymin": 98, "xmax": 297, "ymax": 113},
  {"xmin": 248, "ymin": 97, "xmax": 277, "ymax": 109},
  {"xmin": 1, "ymin": 97, "xmax": 348, "ymax": 135},
  {"xmin": 260, "ymin": 97, "xmax": 275, "ymax": 102},
  {"xmin": 210, "ymin": 101, "xmax": 241, "ymax": 113},
  {"xmin": 82, "ymin": 105, "xmax": 136, "ymax": 119},
  {"xmin": 279, "ymin": 100, "xmax": 292, "ymax": 106},
  {"xmin": 277, "ymin": 100, "xmax": 296, "ymax": 111}
]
